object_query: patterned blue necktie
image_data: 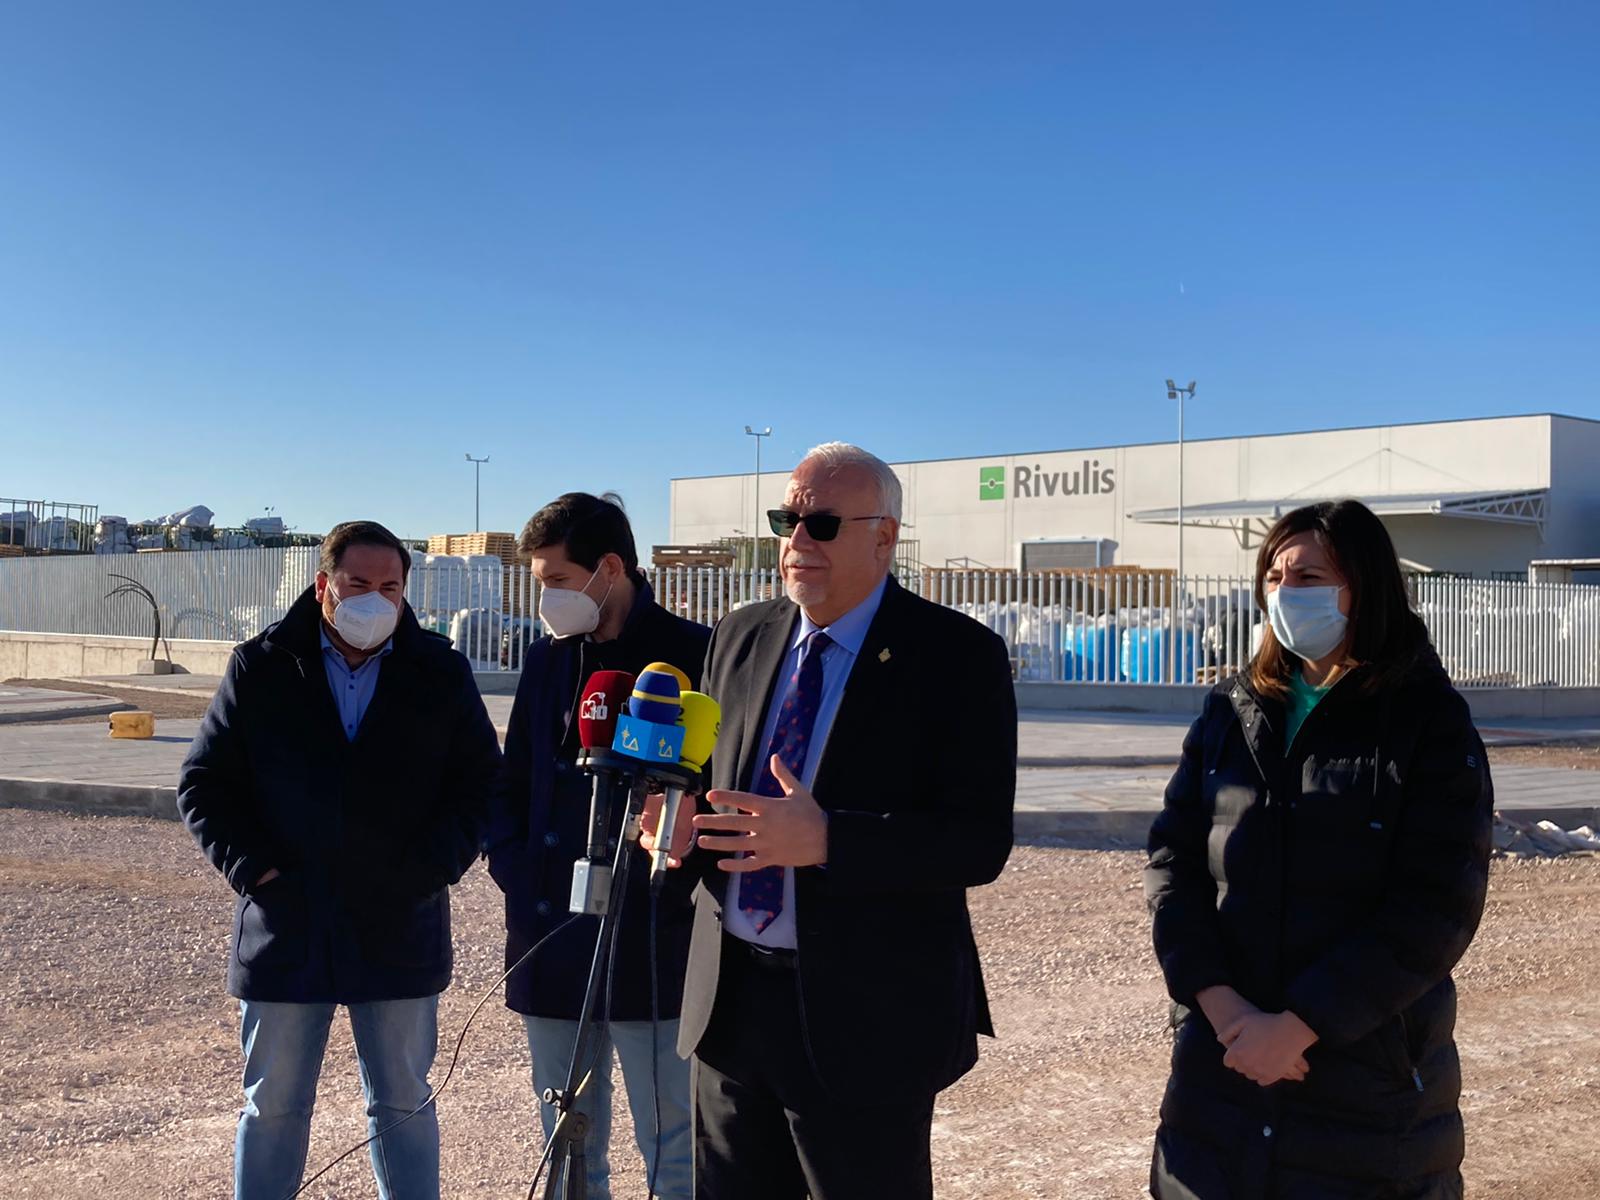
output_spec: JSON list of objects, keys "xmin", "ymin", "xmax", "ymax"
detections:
[{"xmin": 737, "ymin": 629, "xmax": 833, "ymax": 933}]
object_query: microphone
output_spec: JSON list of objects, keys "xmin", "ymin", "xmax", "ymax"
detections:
[
  {"xmin": 613, "ymin": 662, "xmax": 689, "ymax": 767},
  {"xmin": 570, "ymin": 670, "xmax": 638, "ymax": 916},
  {"xmin": 630, "ymin": 662, "xmax": 690, "ymax": 722},
  {"xmin": 648, "ymin": 690, "xmax": 721, "ymax": 894},
  {"xmin": 577, "ymin": 669, "xmax": 633, "ymax": 757}
]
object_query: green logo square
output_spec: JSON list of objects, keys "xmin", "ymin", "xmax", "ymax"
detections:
[{"xmin": 979, "ymin": 466, "xmax": 1005, "ymax": 501}]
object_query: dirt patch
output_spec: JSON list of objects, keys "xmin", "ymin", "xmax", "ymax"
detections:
[
  {"xmin": 1489, "ymin": 740, "xmax": 1600, "ymax": 771},
  {"xmin": 4, "ymin": 678, "xmax": 215, "ymax": 723},
  {"xmin": 1, "ymin": 811, "xmax": 1596, "ymax": 1198}
]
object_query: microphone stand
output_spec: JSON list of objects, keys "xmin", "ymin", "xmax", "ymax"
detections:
[{"xmin": 541, "ymin": 750, "xmax": 645, "ymax": 1200}]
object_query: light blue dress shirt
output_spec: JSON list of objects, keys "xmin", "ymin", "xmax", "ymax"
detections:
[
  {"xmin": 320, "ymin": 627, "xmax": 393, "ymax": 742},
  {"xmin": 723, "ymin": 574, "xmax": 889, "ymax": 949}
]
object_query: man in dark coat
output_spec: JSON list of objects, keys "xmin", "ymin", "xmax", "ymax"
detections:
[
  {"xmin": 178, "ymin": 520, "xmax": 501, "ymax": 1200},
  {"xmin": 1146, "ymin": 656, "xmax": 1493, "ymax": 1200},
  {"xmin": 645, "ymin": 443, "xmax": 1016, "ymax": 1200},
  {"xmin": 485, "ymin": 492, "xmax": 708, "ymax": 1200}
]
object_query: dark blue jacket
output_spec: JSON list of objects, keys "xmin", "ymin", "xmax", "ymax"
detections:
[
  {"xmin": 178, "ymin": 586, "xmax": 502, "ymax": 1004},
  {"xmin": 486, "ymin": 578, "xmax": 710, "ymax": 1020}
]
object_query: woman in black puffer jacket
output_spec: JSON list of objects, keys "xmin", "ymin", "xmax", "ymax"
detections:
[{"xmin": 1145, "ymin": 500, "xmax": 1494, "ymax": 1200}]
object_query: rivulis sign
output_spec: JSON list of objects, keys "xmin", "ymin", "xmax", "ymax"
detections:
[{"xmin": 979, "ymin": 461, "xmax": 1115, "ymax": 502}]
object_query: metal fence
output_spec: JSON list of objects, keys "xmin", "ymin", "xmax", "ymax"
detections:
[
  {"xmin": 0, "ymin": 497, "xmax": 100, "ymax": 552},
  {"xmin": 2, "ymin": 550, "xmax": 1598, "ymax": 688},
  {"xmin": 1413, "ymin": 575, "xmax": 1600, "ymax": 688}
]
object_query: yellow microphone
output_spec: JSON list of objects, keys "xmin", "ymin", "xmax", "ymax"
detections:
[
  {"xmin": 650, "ymin": 690, "xmax": 721, "ymax": 892},
  {"xmin": 675, "ymin": 691, "xmax": 720, "ymax": 772}
]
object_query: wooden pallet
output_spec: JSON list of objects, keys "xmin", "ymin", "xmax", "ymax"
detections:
[
  {"xmin": 0, "ymin": 544, "xmax": 81, "ymax": 558},
  {"xmin": 425, "ymin": 532, "xmax": 519, "ymax": 565},
  {"xmin": 652, "ymin": 544, "xmax": 737, "ymax": 569},
  {"xmin": 424, "ymin": 532, "xmax": 524, "ymax": 616}
]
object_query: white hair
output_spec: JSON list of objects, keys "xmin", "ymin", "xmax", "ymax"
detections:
[{"xmin": 796, "ymin": 442, "xmax": 903, "ymax": 522}]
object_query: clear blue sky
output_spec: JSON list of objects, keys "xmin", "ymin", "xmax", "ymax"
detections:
[{"xmin": 2, "ymin": 2, "xmax": 1595, "ymax": 550}]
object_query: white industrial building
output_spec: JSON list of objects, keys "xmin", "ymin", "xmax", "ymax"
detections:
[{"xmin": 670, "ymin": 413, "xmax": 1600, "ymax": 577}]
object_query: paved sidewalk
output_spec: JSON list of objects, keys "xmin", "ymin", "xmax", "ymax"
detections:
[
  {"xmin": 27, "ymin": 677, "xmax": 1596, "ymax": 758},
  {"xmin": 2, "ymin": 715, "xmax": 1594, "ymax": 840},
  {"xmin": 1016, "ymin": 709, "xmax": 1600, "ymax": 765}
]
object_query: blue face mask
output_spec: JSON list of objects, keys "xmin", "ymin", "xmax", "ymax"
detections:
[{"xmin": 1267, "ymin": 585, "xmax": 1348, "ymax": 661}]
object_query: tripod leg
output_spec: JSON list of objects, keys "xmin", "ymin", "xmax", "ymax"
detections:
[
  {"xmin": 542, "ymin": 788, "xmax": 641, "ymax": 1200},
  {"xmin": 570, "ymin": 1141, "xmax": 587, "ymax": 1200},
  {"xmin": 543, "ymin": 1107, "xmax": 588, "ymax": 1200}
]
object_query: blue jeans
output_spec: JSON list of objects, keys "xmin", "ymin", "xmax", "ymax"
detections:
[
  {"xmin": 235, "ymin": 996, "xmax": 440, "ymax": 1200},
  {"xmin": 524, "ymin": 1016, "xmax": 692, "ymax": 1200}
]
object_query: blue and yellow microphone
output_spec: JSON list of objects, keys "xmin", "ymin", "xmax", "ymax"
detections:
[
  {"xmin": 613, "ymin": 662, "xmax": 689, "ymax": 766},
  {"xmin": 630, "ymin": 663, "xmax": 690, "ymax": 722}
]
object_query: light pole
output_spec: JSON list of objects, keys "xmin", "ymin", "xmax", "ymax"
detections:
[
  {"xmin": 1164, "ymin": 380, "xmax": 1197, "ymax": 583},
  {"xmin": 465, "ymin": 453, "xmax": 490, "ymax": 532},
  {"xmin": 744, "ymin": 426, "xmax": 771, "ymax": 565},
  {"xmin": 1165, "ymin": 380, "xmax": 1197, "ymax": 684}
]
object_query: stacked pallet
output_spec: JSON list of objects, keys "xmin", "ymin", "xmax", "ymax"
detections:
[
  {"xmin": 652, "ymin": 543, "xmax": 736, "ymax": 569},
  {"xmin": 425, "ymin": 532, "xmax": 523, "ymax": 616},
  {"xmin": 426, "ymin": 531, "xmax": 520, "ymax": 566}
]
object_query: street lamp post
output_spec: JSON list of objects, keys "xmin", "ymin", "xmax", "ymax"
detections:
[
  {"xmin": 1164, "ymin": 380, "xmax": 1197, "ymax": 582},
  {"xmin": 465, "ymin": 453, "xmax": 490, "ymax": 532},
  {"xmin": 744, "ymin": 425, "xmax": 771, "ymax": 566},
  {"xmin": 1165, "ymin": 380, "xmax": 1197, "ymax": 682}
]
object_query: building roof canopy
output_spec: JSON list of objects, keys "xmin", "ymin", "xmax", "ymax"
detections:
[{"xmin": 1128, "ymin": 489, "xmax": 1548, "ymax": 548}]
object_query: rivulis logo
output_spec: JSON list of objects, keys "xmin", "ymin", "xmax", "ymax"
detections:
[
  {"xmin": 978, "ymin": 466, "xmax": 1005, "ymax": 501},
  {"xmin": 1014, "ymin": 460, "xmax": 1115, "ymax": 499}
]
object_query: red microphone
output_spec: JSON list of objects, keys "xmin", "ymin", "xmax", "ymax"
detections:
[
  {"xmin": 572, "ymin": 671, "xmax": 639, "ymax": 917},
  {"xmin": 577, "ymin": 670, "xmax": 634, "ymax": 753}
]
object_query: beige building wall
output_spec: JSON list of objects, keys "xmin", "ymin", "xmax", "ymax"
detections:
[{"xmin": 672, "ymin": 415, "xmax": 1596, "ymax": 576}]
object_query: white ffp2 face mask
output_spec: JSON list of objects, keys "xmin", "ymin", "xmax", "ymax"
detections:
[
  {"xmin": 330, "ymin": 586, "xmax": 400, "ymax": 650},
  {"xmin": 1267, "ymin": 584, "xmax": 1348, "ymax": 662},
  {"xmin": 538, "ymin": 567, "xmax": 615, "ymax": 639}
]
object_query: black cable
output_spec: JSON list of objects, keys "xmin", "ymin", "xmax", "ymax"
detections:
[
  {"xmin": 647, "ymin": 887, "xmax": 663, "ymax": 1199},
  {"xmin": 284, "ymin": 912, "xmax": 583, "ymax": 1200}
]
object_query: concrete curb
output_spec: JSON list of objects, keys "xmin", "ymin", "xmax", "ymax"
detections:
[
  {"xmin": 1014, "ymin": 809, "xmax": 1154, "ymax": 846},
  {"xmin": 1014, "ymin": 804, "xmax": 1600, "ymax": 847},
  {"xmin": 0, "ymin": 699, "xmax": 131, "ymax": 726},
  {"xmin": 0, "ymin": 777, "xmax": 178, "ymax": 819},
  {"xmin": 1019, "ymin": 756, "xmax": 1172, "ymax": 769},
  {"xmin": 5, "ymin": 776, "xmax": 1592, "ymax": 846}
]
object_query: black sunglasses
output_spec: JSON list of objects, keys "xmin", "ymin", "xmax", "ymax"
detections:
[{"xmin": 767, "ymin": 509, "xmax": 886, "ymax": 541}]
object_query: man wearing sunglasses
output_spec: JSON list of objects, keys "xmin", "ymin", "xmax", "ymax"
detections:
[{"xmin": 643, "ymin": 441, "xmax": 1017, "ymax": 1200}]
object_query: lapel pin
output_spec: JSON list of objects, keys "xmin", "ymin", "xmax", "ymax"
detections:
[{"xmin": 878, "ymin": 648, "xmax": 892, "ymax": 663}]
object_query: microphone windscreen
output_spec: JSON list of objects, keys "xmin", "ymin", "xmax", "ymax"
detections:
[
  {"xmin": 674, "ymin": 691, "xmax": 721, "ymax": 772},
  {"xmin": 577, "ymin": 671, "xmax": 635, "ymax": 749},
  {"xmin": 642, "ymin": 661, "xmax": 691, "ymax": 691},
  {"xmin": 631, "ymin": 664, "xmax": 686, "ymax": 724}
]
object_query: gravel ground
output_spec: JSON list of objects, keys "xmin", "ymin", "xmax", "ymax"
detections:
[
  {"xmin": 1, "ymin": 811, "xmax": 1597, "ymax": 1199},
  {"xmin": 1487, "ymin": 741, "xmax": 1600, "ymax": 771}
]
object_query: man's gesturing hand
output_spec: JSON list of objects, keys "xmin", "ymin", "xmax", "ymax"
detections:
[{"xmin": 694, "ymin": 755, "xmax": 829, "ymax": 871}]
